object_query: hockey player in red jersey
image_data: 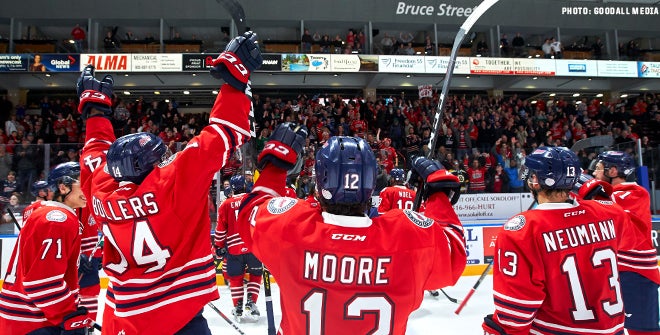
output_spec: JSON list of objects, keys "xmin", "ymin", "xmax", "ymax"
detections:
[
  {"xmin": 77, "ymin": 205, "xmax": 102, "ymax": 321},
  {"xmin": 237, "ymin": 123, "xmax": 467, "ymax": 335},
  {"xmin": 483, "ymin": 146, "xmax": 635, "ymax": 335},
  {"xmin": 20, "ymin": 180, "xmax": 53, "ymax": 222},
  {"xmin": 77, "ymin": 31, "xmax": 262, "ymax": 335},
  {"xmin": 214, "ymin": 174, "xmax": 263, "ymax": 322},
  {"xmin": 377, "ymin": 168, "xmax": 416, "ymax": 214},
  {"xmin": 591, "ymin": 151, "xmax": 660, "ymax": 335},
  {"xmin": 0, "ymin": 162, "xmax": 94, "ymax": 335}
]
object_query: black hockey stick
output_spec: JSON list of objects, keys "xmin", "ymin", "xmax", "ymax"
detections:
[
  {"xmin": 413, "ymin": 0, "xmax": 500, "ymax": 210},
  {"xmin": 454, "ymin": 260, "xmax": 493, "ymax": 315},
  {"xmin": 429, "ymin": 289, "xmax": 460, "ymax": 303},
  {"xmin": 570, "ymin": 135, "xmax": 613, "ymax": 153},
  {"xmin": 217, "ymin": 0, "xmax": 247, "ymax": 33},
  {"xmin": 207, "ymin": 302, "xmax": 246, "ymax": 335},
  {"xmin": 262, "ymin": 267, "xmax": 276, "ymax": 335},
  {"xmin": 6, "ymin": 208, "xmax": 21, "ymax": 232}
]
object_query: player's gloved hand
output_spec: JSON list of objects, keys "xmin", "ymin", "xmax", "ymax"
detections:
[
  {"xmin": 576, "ymin": 175, "xmax": 612, "ymax": 200},
  {"xmin": 77, "ymin": 65, "xmax": 114, "ymax": 120},
  {"xmin": 411, "ymin": 156, "xmax": 461, "ymax": 205},
  {"xmin": 257, "ymin": 122, "xmax": 308, "ymax": 171},
  {"xmin": 482, "ymin": 314, "xmax": 509, "ymax": 335},
  {"xmin": 210, "ymin": 31, "xmax": 263, "ymax": 92},
  {"xmin": 78, "ymin": 254, "xmax": 96, "ymax": 275},
  {"xmin": 92, "ymin": 256, "xmax": 103, "ymax": 271},
  {"xmin": 215, "ymin": 246, "xmax": 227, "ymax": 259},
  {"xmin": 60, "ymin": 307, "xmax": 93, "ymax": 335}
]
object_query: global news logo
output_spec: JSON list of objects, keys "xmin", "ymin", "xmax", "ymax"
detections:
[{"xmin": 568, "ymin": 64, "xmax": 587, "ymax": 72}]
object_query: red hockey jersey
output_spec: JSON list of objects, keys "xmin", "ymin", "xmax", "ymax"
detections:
[
  {"xmin": 214, "ymin": 193, "xmax": 251, "ymax": 255},
  {"xmin": 0, "ymin": 202, "xmax": 82, "ymax": 334},
  {"xmin": 488, "ymin": 199, "xmax": 634, "ymax": 334},
  {"xmin": 377, "ymin": 185, "xmax": 416, "ymax": 214},
  {"xmin": 610, "ymin": 182, "xmax": 660, "ymax": 284},
  {"xmin": 80, "ymin": 84, "xmax": 252, "ymax": 335},
  {"xmin": 238, "ymin": 166, "xmax": 467, "ymax": 335}
]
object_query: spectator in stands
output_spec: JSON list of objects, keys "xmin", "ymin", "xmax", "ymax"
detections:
[
  {"xmin": 332, "ymin": 35, "xmax": 343, "ymax": 53},
  {"xmin": 505, "ymin": 158, "xmax": 524, "ymax": 193},
  {"xmin": 542, "ymin": 38, "xmax": 553, "ymax": 58},
  {"xmin": 0, "ymin": 146, "xmax": 12, "ymax": 186},
  {"xmin": 550, "ymin": 37, "xmax": 562, "ymax": 59},
  {"xmin": 0, "ymin": 171, "xmax": 17, "ymax": 207},
  {"xmin": 500, "ymin": 33, "xmax": 510, "ymax": 57},
  {"xmin": 2, "ymin": 192, "xmax": 24, "ymax": 222},
  {"xmin": 592, "ymin": 37, "xmax": 604, "ymax": 59},
  {"xmin": 103, "ymin": 26, "xmax": 120, "ymax": 52},
  {"xmin": 14, "ymin": 136, "xmax": 39, "ymax": 196},
  {"xmin": 424, "ymin": 35, "xmax": 434, "ymax": 55},
  {"xmin": 380, "ymin": 33, "xmax": 395, "ymax": 55},
  {"xmin": 486, "ymin": 163, "xmax": 509, "ymax": 193},
  {"xmin": 511, "ymin": 32, "xmax": 525, "ymax": 57},
  {"xmin": 71, "ymin": 24, "xmax": 86, "ymax": 53},
  {"xmin": 301, "ymin": 29, "xmax": 314, "ymax": 53},
  {"xmin": 476, "ymin": 40, "xmax": 488, "ymax": 56},
  {"xmin": 125, "ymin": 31, "xmax": 137, "ymax": 41},
  {"xmin": 319, "ymin": 34, "xmax": 331, "ymax": 53},
  {"xmin": 467, "ymin": 158, "xmax": 487, "ymax": 193}
]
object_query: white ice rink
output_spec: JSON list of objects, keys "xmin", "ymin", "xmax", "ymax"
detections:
[{"xmin": 96, "ymin": 275, "xmax": 496, "ymax": 334}]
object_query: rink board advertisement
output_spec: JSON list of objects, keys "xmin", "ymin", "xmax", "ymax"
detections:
[{"xmin": 453, "ymin": 193, "xmax": 535, "ymax": 220}]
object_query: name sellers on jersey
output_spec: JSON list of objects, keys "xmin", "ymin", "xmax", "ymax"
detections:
[
  {"xmin": 542, "ymin": 219, "xmax": 616, "ymax": 252},
  {"xmin": 304, "ymin": 251, "xmax": 391, "ymax": 285},
  {"xmin": 91, "ymin": 193, "xmax": 160, "ymax": 221}
]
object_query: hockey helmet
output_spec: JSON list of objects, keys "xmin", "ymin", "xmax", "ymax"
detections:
[
  {"xmin": 390, "ymin": 168, "xmax": 405, "ymax": 182},
  {"xmin": 31, "ymin": 180, "xmax": 50, "ymax": 197},
  {"xmin": 597, "ymin": 151, "xmax": 636, "ymax": 178},
  {"xmin": 229, "ymin": 174, "xmax": 246, "ymax": 193},
  {"xmin": 47, "ymin": 162, "xmax": 81, "ymax": 192},
  {"xmin": 521, "ymin": 146, "xmax": 580, "ymax": 190},
  {"xmin": 106, "ymin": 132, "xmax": 167, "ymax": 184},
  {"xmin": 315, "ymin": 136, "xmax": 377, "ymax": 205}
]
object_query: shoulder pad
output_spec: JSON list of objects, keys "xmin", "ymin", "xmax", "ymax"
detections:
[
  {"xmin": 403, "ymin": 209, "xmax": 434, "ymax": 228},
  {"xmin": 504, "ymin": 215, "xmax": 526, "ymax": 231},
  {"xmin": 46, "ymin": 210, "xmax": 68, "ymax": 222}
]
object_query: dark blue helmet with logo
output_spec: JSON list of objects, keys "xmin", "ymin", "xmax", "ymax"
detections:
[
  {"xmin": 31, "ymin": 180, "xmax": 50, "ymax": 197},
  {"xmin": 315, "ymin": 136, "xmax": 377, "ymax": 205},
  {"xmin": 597, "ymin": 151, "xmax": 636, "ymax": 178},
  {"xmin": 106, "ymin": 132, "xmax": 167, "ymax": 184},
  {"xmin": 230, "ymin": 174, "xmax": 246, "ymax": 193},
  {"xmin": 47, "ymin": 162, "xmax": 80, "ymax": 192},
  {"xmin": 521, "ymin": 146, "xmax": 580, "ymax": 190},
  {"xmin": 390, "ymin": 168, "xmax": 405, "ymax": 183}
]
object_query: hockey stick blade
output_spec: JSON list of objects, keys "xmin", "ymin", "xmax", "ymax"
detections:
[
  {"xmin": 570, "ymin": 135, "xmax": 613, "ymax": 153},
  {"xmin": 207, "ymin": 302, "xmax": 247, "ymax": 335},
  {"xmin": 217, "ymin": 0, "xmax": 247, "ymax": 33},
  {"xmin": 413, "ymin": 0, "xmax": 499, "ymax": 210},
  {"xmin": 440, "ymin": 289, "xmax": 460, "ymax": 304}
]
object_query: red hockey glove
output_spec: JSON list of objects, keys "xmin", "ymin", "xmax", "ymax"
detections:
[
  {"xmin": 61, "ymin": 307, "xmax": 93, "ymax": 334},
  {"xmin": 482, "ymin": 314, "xmax": 509, "ymax": 335},
  {"xmin": 257, "ymin": 122, "xmax": 307, "ymax": 171},
  {"xmin": 210, "ymin": 31, "xmax": 263, "ymax": 92},
  {"xmin": 573, "ymin": 174, "xmax": 612, "ymax": 200},
  {"xmin": 411, "ymin": 156, "xmax": 461, "ymax": 204},
  {"xmin": 77, "ymin": 65, "xmax": 114, "ymax": 120}
]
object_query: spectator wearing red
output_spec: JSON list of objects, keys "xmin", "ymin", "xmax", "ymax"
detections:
[
  {"xmin": 71, "ymin": 24, "xmax": 86, "ymax": 53},
  {"xmin": 349, "ymin": 112, "xmax": 367, "ymax": 138},
  {"xmin": 466, "ymin": 158, "xmax": 487, "ymax": 193}
]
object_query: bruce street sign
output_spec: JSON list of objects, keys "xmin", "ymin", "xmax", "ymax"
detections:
[{"xmin": 395, "ymin": 1, "xmax": 478, "ymax": 17}]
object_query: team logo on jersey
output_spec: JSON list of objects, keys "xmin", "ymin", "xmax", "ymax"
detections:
[
  {"xmin": 504, "ymin": 215, "xmax": 526, "ymax": 231},
  {"xmin": 267, "ymin": 197, "xmax": 296, "ymax": 214},
  {"xmin": 403, "ymin": 209, "xmax": 434, "ymax": 228},
  {"xmin": 87, "ymin": 215, "xmax": 96, "ymax": 226},
  {"xmin": 46, "ymin": 210, "xmax": 67, "ymax": 222}
]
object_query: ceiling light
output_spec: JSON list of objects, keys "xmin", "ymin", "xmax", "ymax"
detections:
[
  {"xmin": 405, "ymin": 74, "xmax": 411, "ymax": 78},
  {"xmin": 165, "ymin": 99, "xmax": 170, "ymax": 103},
  {"xmin": 212, "ymin": 90, "xmax": 219, "ymax": 95},
  {"xmin": 620, "ymin": 94, "xmax": 628, "ymax": 98},
  {"xmin": 572, "ymin": 93, "xmax": 580, "ymax": 97},
  {"xmin": 549, "ymin": 93, "xmax": 556, "ymax": 97},
  {"xmin": 123, "ymin": 91, "xmax": 130, "ymax": 95},
  {"xmin": 333, "ymin": 74, "xmax": 338, "ymax": 77},
  {"xmin": 68, "ymin": 39, "xmax": 75, "ymax": 44},
  {"xmin": 183, "ymin": 90, "xmax": 190, "ymax": 95},
  {"xmin": 45, "ymin": 73, "xmax": 51, "ymax": 77},
  {"xmin": 596, "ymin": 93, "xmax": 603, "ymax": 98},
  {"xmin": 154, "ymin": 91, "xmax": 160, "ymax": 95},
  {"xmin": 124, "ymin": 74, "xmax": 129, "ymax": 77},
  {"xmin": 576, "ymin": 101, "xmax": 582, "ymax": 104},
  {"xmin": 588, "ymin": 78, "xmax": 592, "ymax": 81},
  {"xmin": 532, "ymin": 77, "xmax": 538, "ymax": 80},
  {"xmin": 192, "ymin": 73, "xmax": 197, "ymax": 76},
  {"xmin": 466, "ymin": 76, "xmax": 470, "ymax": 79},
  {"xmin": 531, "ymin": 100, "xmax": 537, "ymax": 104}
]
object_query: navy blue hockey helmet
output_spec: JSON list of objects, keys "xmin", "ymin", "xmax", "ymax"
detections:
[
  {"xmin": 47, "ymin": 162, "xmax": 81, "ymax": 192},
  {"xmin": 390, "ymin": 168, "xmax": 405, "ymax": 183},
  {"xmin": 521, "ymin": 146, "xmax": 580, "ymax": 190},
  {"xmin": 106, "ymin": 132, "xmax": 167, "ymax": 184},
  {"xmin": 597, "ymin": 151, "xmax": 636, "ymax": 178},
  {"xmin": 31, "ymin": 180, "xmax": 50, "ymax": 197},
  {"xmin": 230, "ymin": 174, "xmax": 246, "ymax": 193},
  {"xmin": 315, "ymin": 136, "xmax": 377, "ymax": 205}
]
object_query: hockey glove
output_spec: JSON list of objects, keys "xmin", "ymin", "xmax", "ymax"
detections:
[
  {"xmin": 77, "ymin": 65, "xmax": 114, "ymax": 120},
  {"xmin": 78, "ymin": 254, "xmax": 96, "ymax": 275},
  {"xmin": 257, "ymin": 122, "xmax": 308, "ymax": 171},
  {"xmin": 61, "ymin": 307, "xmax": 93, "ymax": 335},
  {"xmin": 215, "ymin": 247, "xmax": 227, "ymax": 259},
  {"xmin": 210, "ymin": 31, "xmax": 263, "ymax": 92},
  {"xmin": 575, "ymin": 175, "xmax": 612, "ymax": 201},
  {"xmin": 411, "ymin": 156, "xmax": 461, "ymax": 205},
  {"xmin": 482, "ymin": 314, "xmax": 509, "ymax": 335}
]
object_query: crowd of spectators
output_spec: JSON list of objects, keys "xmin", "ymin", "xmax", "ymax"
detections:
[{"xmin": 0, "ymin": 90, "xmax": 658, "ymax": 208}]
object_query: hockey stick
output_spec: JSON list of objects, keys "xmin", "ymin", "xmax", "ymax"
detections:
[
  {"xmin": 217, "ymin": 0, "xmax": 247, "ymax": 33},
  {"xmin": 570, "ymin": 135, "xmax": 613, "ymax": 153},
  {"xmin": 413, "ymin": 0, "xmax": 499, "ymax": 211},
  {"xmin": 207, "ymin": 302, "xmax": 246, "ymax": 335},
  {"xmin": 6, "ymin": 208, "xmax": 21, "ymax": 232},
  {"xmin": 454, "ymin": 260, "xmax": 493, "ymax": 315},
  {"xmin": 262, "ymin": 267, "xmax": 276, "ymax": 335}
]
